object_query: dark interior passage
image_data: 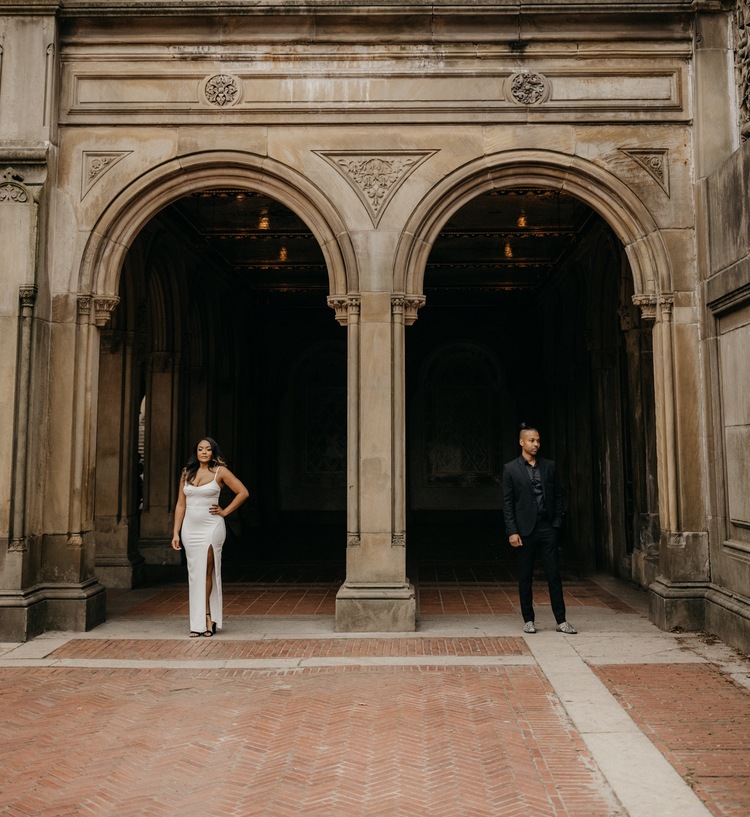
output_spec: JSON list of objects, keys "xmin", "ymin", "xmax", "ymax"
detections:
[
  {"xmin": 94, "ymin": 186, "xmax": 659, "ymax": 588},
  {"xmin": 407, "ymin": 189, "xmax": 659, "ymax": 578}
]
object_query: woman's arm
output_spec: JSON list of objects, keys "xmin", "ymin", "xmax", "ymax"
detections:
[
  {"xmin": 213, "ymin": 468, "xmax": 249, "ymax": 517},
  {"xmin": 171, "ymin": 475, "xmax": 187, "ymax": 550}
]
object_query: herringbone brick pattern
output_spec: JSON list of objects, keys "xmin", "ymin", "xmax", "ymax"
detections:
[
  {"xmin": 124, "ymin": 578, "xmax": 636, "ymax": 618},
  {"xmin": 594, "ymin": 663, "xmax": 750, "ymax": 817},
  {"xmin": 49, "ymin": 636, "xmax": 530, "ymax": 661},
  {"xmin": 0, "ymin": 665, "xmax": 622, "ymax": 817}
]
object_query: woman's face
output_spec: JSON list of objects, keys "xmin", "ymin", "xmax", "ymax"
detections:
[{"xmin": 196, "ymin": 440, "xmax": 213, "ymax": 464}]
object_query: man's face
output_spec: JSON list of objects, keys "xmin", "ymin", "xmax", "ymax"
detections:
[{"xmin": 519, "ymin": 430, "xmax": 540, "ymax": 458}]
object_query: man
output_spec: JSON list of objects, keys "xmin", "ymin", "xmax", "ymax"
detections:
[{"xmin": 502, "ymin": 424, "xmax": 577, "ymax": 634}]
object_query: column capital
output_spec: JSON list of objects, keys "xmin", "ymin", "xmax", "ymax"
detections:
[
  {"xmin": 327, "ymin": 294, "xmax": 361, "ymax": 326},
  {"xmin": 94, "ymin": 296, "xmax": 120, "ymax": 328},
  {"xmin": 632, "ymin": 293, "xmax": 673, "ymax": 322},
  {"xmin": 392, "ymin": 294, "xmax": 425, "ymax": 325}
]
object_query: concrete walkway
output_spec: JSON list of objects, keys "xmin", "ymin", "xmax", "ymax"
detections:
[{"xmin": 1, "ymin": 575, "xmax": 749, "ymax": 817}]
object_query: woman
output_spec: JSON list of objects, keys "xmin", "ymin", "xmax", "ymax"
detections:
[{"xmin": 171, "ymin": 437, "xmax": 249, "ymax": 637}]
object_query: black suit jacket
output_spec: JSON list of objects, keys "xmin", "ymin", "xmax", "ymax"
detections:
[{"xmin": 502, "ymin": 455, "xmax": 564, "ymax": 537}]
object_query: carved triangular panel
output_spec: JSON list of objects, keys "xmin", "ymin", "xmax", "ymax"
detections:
[
  {"xmin": 622, "ymin": 149, "xmax": 670, "ymax": 196},
  {"xmin": 315, "ymin": 150, "xmax": 437, "ymax": 226},
  {"xmin": 81, "ymin": 151, "xmax": 132, "ymax": 199}
]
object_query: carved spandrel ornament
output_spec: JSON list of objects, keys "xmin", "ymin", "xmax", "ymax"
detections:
[
  {"xmin": 736, "ymin": 0, "xmax": 750, "ymax": 140},
  {"xmin": 0, "ymin": 167, "xmax": 30, "ymax": 204},
  {"xmin": 203, "ymin": 74, "xmax": 241, "ymax": 107},
  {"xmin": 622, "ymin": 149, "xmax": 670, "ymax": 195},
  {"xmin": 81, "ymin": 152, "xmax": 132, "ymax": 199},
  {"xmin": 508, "ymin": 72, "xmax": 549, "ymax": 105},
  {"xmin": 315, "ymin": 151, "xmax": 437, "ymax": 226}
]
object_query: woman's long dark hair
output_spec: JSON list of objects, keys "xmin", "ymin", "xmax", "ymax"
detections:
[{"xmin": 182, "ymin": 437, "xmax": 227, "ymax": 485}]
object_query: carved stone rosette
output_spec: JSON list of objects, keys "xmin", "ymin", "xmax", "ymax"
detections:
[
  {"xmin": 327, "ymin": 295, "xmax": 361, "ymax": 326},
  {"xmin": 203, "ymin": 74, "xmax": 240, "ymax": 107},
  {"xmin": 508, "ymin": 72, "xmax": 549, "ymax": 105}
]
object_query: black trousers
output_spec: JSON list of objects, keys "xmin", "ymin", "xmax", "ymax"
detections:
[{"xmin": 516, "ymin": 518, "xmax": 566, "ymax": 624}]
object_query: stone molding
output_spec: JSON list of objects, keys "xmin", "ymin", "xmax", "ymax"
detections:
[
  {"xmin": 315, "ymin": 151, "xmax": 436, "ymax": 226},
  {"xmin": 94, "ymin": 296, "xmax": 120, "ymax": 327},
  {"xmin": 737, "ymin": 0, "xmax": 750, "ymax": 140},
  {"xmin": 81, "ymin": 151, "xmax": 132, "ymax": 199},
  {"xmin": 19, "ymin": 285, "xmax": 38, "ymax": 310}
]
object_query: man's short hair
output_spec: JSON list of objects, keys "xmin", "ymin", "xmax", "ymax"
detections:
[{"xmin": 519, "ymin": 422, "xmax": 539, "ymax": 435}]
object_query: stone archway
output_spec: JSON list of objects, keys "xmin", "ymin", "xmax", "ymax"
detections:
[
  {"xmin": 82, "ymin": 151, "xmax": 357, "ymax": 590},
  {"xmin": 395, "ymin": 149, "xmax": 677, "ymax": 590}
]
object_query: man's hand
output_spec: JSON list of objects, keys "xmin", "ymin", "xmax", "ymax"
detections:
[{"xmin": 509, "ymin": 534, "xmax": 523, "ymax": 548}]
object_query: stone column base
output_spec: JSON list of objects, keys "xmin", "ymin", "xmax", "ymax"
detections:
[
  {"xmin": 335, "ymin": 582, "xmax": 416, "ymax": 632},
  {"xmin": 95, "ymin": 554, "xmax": 146, "ymax": 589},
  {"xmin": 648, "ymin": 576, "xmax": 707, "ymax": 632},
  {"xmin": 0, "ymin": 578, "xmax": 107, "ymax": 642}
]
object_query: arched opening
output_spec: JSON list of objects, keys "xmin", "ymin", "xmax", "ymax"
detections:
[
  {"xmin": 93, "ymin": 186, "xmax": 347, "ymax": 586},
  {"xmin": 406, "ymin": 187, "xmax": 660, "ymax": 581}
]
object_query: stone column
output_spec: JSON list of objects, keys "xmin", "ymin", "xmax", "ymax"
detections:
[
  {"xmin": 94, "ymin": 327, "xmax": 145, "ymax": 588},
  {"xmin": 635, "ymin": 294, "xmax": 710, "ymax": 630},
  {"xmin": 138, "ymin": 350, "xmax": 181, "ymax": 564},
  {"xmin": 329, "ymin": 292, "xmax": 423, "ymax": 632}
]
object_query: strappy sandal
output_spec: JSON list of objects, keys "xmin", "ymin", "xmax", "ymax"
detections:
[
  {"xmin": 202, "ymin": 614, "xmax": 216, "ymax": 637},
  {"xmin": 189, "ymin": 631, "xmax": 201, "ymax": 638}
]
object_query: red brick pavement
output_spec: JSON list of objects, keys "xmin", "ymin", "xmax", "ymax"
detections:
[
  {"xmin": 123, "ymin": 579, "xmax": 637, "ymax": 618},
  {"xmin": 49, "ymin": 636, "xmax": 530, "ymax": 661},
  {"xmin": 0, "ymin": 665, "xmax": 623, "ymax": 817},
  {"xmin": 594, "ymin": 663, "xmax": 750, "ymax": 817}
]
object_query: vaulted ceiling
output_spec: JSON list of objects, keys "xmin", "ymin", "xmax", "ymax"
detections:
[{"xmin": 163, "ymin": 188, "xmax": 596, "ymax": 298}]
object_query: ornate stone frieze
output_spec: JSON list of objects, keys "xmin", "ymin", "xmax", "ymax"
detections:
[
  {"xmin": 737, "ymin": 0, "xmax": 750, "ymax": 139},
  {"xmin": 391, "ymin": 533, "xmax": 405, "ymax": 547},
  {"xmin": 0, "ymin": 167, "xmax": 29, "ymax": 203},
  {"xmin": 327, "ymin": 295, "xmax": 361, "ymax": 326},
  {"xmin": 8, "ymin": 537, "xmax": 26, "ymax": 553},
  {"xmin": 508, "ymin": 72, "xmax": 549, "ymax": 105},
  {"xmin": 347, "ymin": 534, "xmax": 361, "ymax": 547},
  {"xmin": 315, "ymin": 151, "xmax": 436, "ymax": 226},
  {"xmin": 81, "ymin": 151, "xmax": 132, "ymax": 199},
  {"xmin": 622, "ymin": 149, "xmax": 670, "ymax": 195},
  {"xmin": 203, "ymin": 74, "xmax": 240, "ymax": 107}
]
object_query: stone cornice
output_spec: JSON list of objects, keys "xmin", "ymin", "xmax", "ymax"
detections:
[{"xmin": 50, "ymin": 0, "xmax": 706, "ymax": 17}]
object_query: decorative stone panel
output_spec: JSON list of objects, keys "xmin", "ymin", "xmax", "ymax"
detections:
[
  {"xmin": 737, "ymin": 0, "xmax": 750, "ymax": 139},
  {"xmin": 315, "ymin": 152, "xmax": 436, "ymax": 226},
  {"xmin": 81, "ymin": 152, "xmax": 132, "ymax": 199},
  {"xmin": 622, "ymin": 149, "xmax": 670, "ymax": 195}
]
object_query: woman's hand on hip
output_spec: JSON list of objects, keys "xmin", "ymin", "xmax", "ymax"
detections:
[{"xmin": 209, "ymin": 504, "xmax": 224, "ymax": 517}]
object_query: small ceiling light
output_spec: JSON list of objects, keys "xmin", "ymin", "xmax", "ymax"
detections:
[
  {"xmin": 258, "ymin": 207, "xmax": 270, "ymax": 230},
  {"xmin": 504, "ymin": 241, "xmax": 513, "ymax": 259},
  {"xmin": 279, "ymin": 246, "xmax": 288, "ymax": 262},
  {"xmin": 517, "ymin": 209, "xmax": 527, "ymax": 228}
]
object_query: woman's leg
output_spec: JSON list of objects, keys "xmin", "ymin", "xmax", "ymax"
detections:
[{"xmin": 205, "ymin": 545, "xmax": 215, "ymax": 620}]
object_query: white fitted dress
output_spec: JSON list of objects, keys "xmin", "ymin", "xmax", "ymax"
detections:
[{"xmin": 181, "ymin": 467, "xmax": 225, "ymax": 633}]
